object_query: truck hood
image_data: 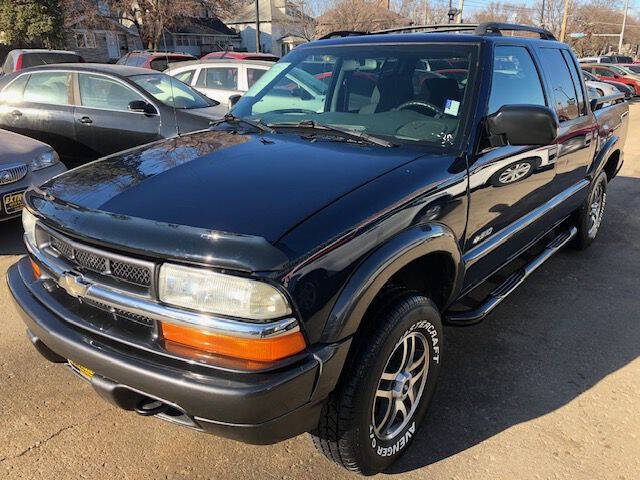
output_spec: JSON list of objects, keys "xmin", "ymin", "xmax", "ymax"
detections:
[{"xmin": 39, "ymin": 129, "xmax": 422, "ymax": 245}]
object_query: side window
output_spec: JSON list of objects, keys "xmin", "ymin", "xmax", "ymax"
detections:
[
  {"xmin": 205, "ymin": 67, "xmax": 238, "ymax": 89},
  {"xmin": 247, "ymin": 68, "xmax": 267, "ymax": 89},
  {"xmin": 150, "ymin": 58, "xmax": 170, "ymax": 72},
  {"xmin": 538, "ymin": 48, "xmax": 579, "ymax": 122},
  {"xmin": 561, "ymin": 50, "xmax": 585, "ymax": 115},
  {"xmin": 78, "ymin": 74, "xmax": 145, "ymax": 111},
  {"xmin": 23, "ymin": 72, "xmax": 71, "ymax": 105},
  {"xmin": 174, "ymin": 70, "xmax": 195, "ymax": 84},
  {"xmin": 0, "ymin": 74, "xmax": 29, "ymax": 102},
  {"xmin": 488, "ymin": 46, "xmax": 545, "ymax": 114}
]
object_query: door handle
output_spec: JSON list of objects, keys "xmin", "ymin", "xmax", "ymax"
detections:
[
  {"xmin": 78, "ymin": 116, "xmax": 93, "ymax": 124},
  {"xmin": 10, "ymin": 110, "xmax": 22, "ymax": 117}
]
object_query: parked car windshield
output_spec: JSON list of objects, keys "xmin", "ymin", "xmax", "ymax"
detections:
[
  {"xmin": 130, "ymin": 73, "xmax": 215, "ymax": 109},
  {"xmin": 232, "ymin": 43, "xmax": 479, "ymax": 147}
]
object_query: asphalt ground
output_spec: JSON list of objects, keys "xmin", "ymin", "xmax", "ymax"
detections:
[{"xmin": 1, "ymin": 105, "xmax": 639, "ymax": 480}]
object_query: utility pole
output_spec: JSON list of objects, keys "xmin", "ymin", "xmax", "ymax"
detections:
[
  {"xmin": 255, "ymin": 0, "xmax": 261, "ymax": 53},
  {"xmin": 619, "ymin": 0, "xmax": 630, "ymax": 52},
  {"xmin": 559, "ymin": 0, "xmax": 570, "ymax": 42},
  {"xmin": 457, "ymin": 0, "xmax": 464, "ymax": 23},
  {"xmin": 540, "ymin": 0, "xmax": 545, "ymax": 26},
  {"xmin": 424, "ymin": 0, "xmax": 428, "ymax": 24}
]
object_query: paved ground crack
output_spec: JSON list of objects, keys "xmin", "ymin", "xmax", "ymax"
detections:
[{"xmin": 0, "ymin": 408, "xmax": 111, "ymax": 464}]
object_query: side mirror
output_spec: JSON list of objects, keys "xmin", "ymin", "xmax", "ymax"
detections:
[
  {"xmin": 228, "ymin": 94, "xmax": 242, "ymax": 109},
  {"xmin": 485, "ymin": 105, "xmax": 558, "ymax": 146},
  {"xmin": 128, "ymin": 100, "xmax": 157, "ymax": 115}
]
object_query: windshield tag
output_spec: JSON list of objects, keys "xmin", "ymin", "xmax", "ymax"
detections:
[{"xmin": 444, "ymin": 99, "xmax": 460, "ymax": 116}]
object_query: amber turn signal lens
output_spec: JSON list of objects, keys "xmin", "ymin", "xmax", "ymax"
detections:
[
  {"xmin": 160, "ymin": 322, "xmax": 306, "ymax": 362},
  {"xmin": 30, "ymin": 259, "xmax": 41, "ymax": 279}
]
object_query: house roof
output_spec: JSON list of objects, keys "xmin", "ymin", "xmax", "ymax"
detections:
[
  {"xmin": 65, "ymin": 14, "xmax": 140, "ymax": 36},
  {"xmin": 169, "ymin": 16, "xmax": 238, "ymax": 36}
]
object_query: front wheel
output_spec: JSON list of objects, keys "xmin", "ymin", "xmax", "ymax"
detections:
[
  {"xmin": 310, "ymin": 290, "xmax": 443, "ymax": 475},
  {"xmin": 574, "ymin": 171, "xmax": 608, "ymax": 250}
]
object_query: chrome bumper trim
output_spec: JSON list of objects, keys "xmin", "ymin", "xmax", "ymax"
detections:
[{"xmin": 26, "ymin": 236, "xmax": 299, "ymax": 340}]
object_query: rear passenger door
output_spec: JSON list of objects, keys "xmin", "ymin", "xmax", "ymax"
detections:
[
  {"xmin": 536, "ymin": 47, "xmax": 596, "ymax": 194},
  {"xmin": 463, "ymin": 45, "xmax": 559, "ymax": 290}
]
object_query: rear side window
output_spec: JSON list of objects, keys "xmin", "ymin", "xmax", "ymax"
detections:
[
  {"xmin": 23, "ymin": 72, "xmax": 71, "ymax": 104},
  {"xmin": 247, "ymin": 68, "xmax": 267, "ymax": 88},
  {"xmin": 22, "ymin": 53, "xmax": 82, "ymax": 68},
  {"xmin": 174, "ymin": 69, "xmax": 195, "ymax": 84},
  {"xmin": 0, "ymin": 74, "xmax": 29, "ymax": 102},
  {"xmin": 204, "ymin": 67, "xmax": 238, "ymax": 89},
  {"xmin": 2, "ymin": 53, "xmax": 14, "ymax": 73},
  {"xmin": 488, "ymin": 46, "xmax": 545, "ymax": 114},
  {"xmin": 79, "ymin": 74, "xmax": 145, "ymax": 111},
  {"xmin": 538, "ymin": 48, "xmax": 579, "ymax": 122},
  {"xmin": 561, "ymin": 50, "xmax": 585, "ymax": 115},
  {"xmin": 125, "ymin": 55, "xmax": 146, "ymax": 67}
]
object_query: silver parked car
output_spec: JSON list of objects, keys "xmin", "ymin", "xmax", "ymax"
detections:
[{"xmin": 0, "ymin": 129, "xmax": 66, "ymax": 222}]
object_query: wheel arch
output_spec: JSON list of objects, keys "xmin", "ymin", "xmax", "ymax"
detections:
[
  {"xmin": 590, "ymin": 135, "xmax": 622, "ymax": 181},
  {"xmin": 319, "ymin": 223, "xmax": 463, "ymax": 343}
]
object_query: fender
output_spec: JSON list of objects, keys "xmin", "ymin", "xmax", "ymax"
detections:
[
  {"xmin": 589, "ymin": 133, "xmax": 621, "ymax": 181},
  {"xmin": 320, "ymin": 223, "xmax": 463, "ymax": 343}
]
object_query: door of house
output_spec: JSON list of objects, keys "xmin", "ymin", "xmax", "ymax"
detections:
[{"xmin": 106, "ymin": 32, "xmax": 119, "ymax": 59}]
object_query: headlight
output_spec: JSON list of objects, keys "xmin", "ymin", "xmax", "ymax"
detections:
[
  {"xmin": 22, "ymin": 207, "xmax": 37, "ymax": 246},
  {"xmin": 31, "ymin": 150, "xmax": 59, "ymax": 171},
  {"xmin": 158, "ymin": 263, "xmax": 292, "ymax": 321}
]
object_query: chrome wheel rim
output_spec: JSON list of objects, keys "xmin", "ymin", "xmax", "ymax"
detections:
[
  {"xmin": 588, "ymin": 183, "xmax": 606, "ymax": 238},
  {"xmin": 498, "ymin": 162, "xmax": 532, "ymax": 184},
  {"xmin": 372, "ymin": 331, "xmax": 429, "ymax": 441}
]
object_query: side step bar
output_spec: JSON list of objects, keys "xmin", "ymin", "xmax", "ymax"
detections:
[{"xmin": 445, "ymin": 226, "xmax": 577, "ymax": 326}]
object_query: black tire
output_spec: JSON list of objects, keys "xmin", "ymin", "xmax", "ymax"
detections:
[
  {"xmin": 310, "ymin": 289, "xmax": 443, "ymax": 475},
  {"xmin": 574, "ymin": 171, "xmax": 608, "ymax": 250}
]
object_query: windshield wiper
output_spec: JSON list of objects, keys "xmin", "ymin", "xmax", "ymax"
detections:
[
  {"xmin": 268, "ymin": 120, "xmax": 396, "ymax": 147},
  {"xmin": 209, "ymin": 113, "xmax": 276, "ymax": 134}
]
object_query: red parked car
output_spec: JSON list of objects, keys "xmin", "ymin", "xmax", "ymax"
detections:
[
  {"xmin": 1, "ymin": 49, "xmax": 84, "ymax": 75},
  {"xmin": 582, "ymin": 63, "xmax": 640, "ymax": 95},
  {"xmin": 117, "ymin": 51, "xmax": 196, "ymax": 71},
  {"xmin": 201, "ymin": 51, "xmax": 278, "ymax": 62}
]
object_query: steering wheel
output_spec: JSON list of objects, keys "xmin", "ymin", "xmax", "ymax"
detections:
[{"xmin": 395, "ymin": 100, "xmax": 443, "ymax": 117}]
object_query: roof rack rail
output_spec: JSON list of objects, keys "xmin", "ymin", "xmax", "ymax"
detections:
[
  {"xmin": 474, "ymin": 22, "xmax": 556, "ymax": 40},
  {"xmin": 372, "ymin": 24, "xmax": 478, "ymax": 34},
  {"xmin": 319, "ymin": 30, "xmax": 369, "ymax": 40}
]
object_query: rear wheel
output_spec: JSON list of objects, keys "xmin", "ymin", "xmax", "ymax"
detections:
[
  {"xmin": 310, "ymin": 289, "xmax": 443, "ymax": 475},
  {"xmin": 574, "ymin": 171, "xmax": 607, "ymax": 250}
]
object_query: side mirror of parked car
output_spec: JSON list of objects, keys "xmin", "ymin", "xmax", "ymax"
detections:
[
  {"xmin": 228, "ymin": 94, "xmax": 242, "ymax": 109},
  {"xmin": 128, "ymin": 100, "xmax": 157, "ymax": 115},
  {"xmin": 485, "ymin": 105, "xmax": 558, "ymax": 146}
]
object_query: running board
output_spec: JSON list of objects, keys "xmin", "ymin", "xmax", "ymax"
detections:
[{"xmin": 445, "ymin": 226, "xmax": 577, "ymax": 326}]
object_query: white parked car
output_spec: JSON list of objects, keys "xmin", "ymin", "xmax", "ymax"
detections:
[
  {"xmin": 0, "ymin": 129, "xmax": 65, "ymax": 222},
  {"xmin": 166, "ymin": 59, "xmax": 327, "ymax": 113}
]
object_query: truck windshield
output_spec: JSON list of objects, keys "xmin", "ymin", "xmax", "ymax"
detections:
[{"xmin": 232, "ymin": 43, "xmax": 479, "ymax": 147}]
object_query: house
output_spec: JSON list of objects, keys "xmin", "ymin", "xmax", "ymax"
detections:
[
  {"xmin": 65, "ymin": 15, "xmax": 143, "ymax": 62},
  {"xmin": 161, "ymin": 16, "xmax": 242, "ymax": 57},
  {"xmin": 226, "ymin": 0, "xmax": 312, "ymax": 57}
]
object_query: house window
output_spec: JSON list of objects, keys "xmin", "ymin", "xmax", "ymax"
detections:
[{"xmin": 74, "ymin": 31, "xmax": 96, "ymax": 49}]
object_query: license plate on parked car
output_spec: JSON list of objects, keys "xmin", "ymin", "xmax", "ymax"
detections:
[{"xmin": 2, "ymin": 190, "xmax": 25, "ymax": 215}]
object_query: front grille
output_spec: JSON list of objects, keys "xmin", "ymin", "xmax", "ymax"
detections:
[
  {"xmin": 83, "ymin": 298, "xmax": 154, "ymax": 327},
  {"xmin": 0, "ymin": 164, "xmax": 28, "ymax": 186},
  {"xmin": 45, "ymin": 229, "xmax": 154, "ymax": 288}
]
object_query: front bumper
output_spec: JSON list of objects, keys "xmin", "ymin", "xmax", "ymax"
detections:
[{"xmin": 7, "ymin": 258, "xmax": 351, "ymax": 444}]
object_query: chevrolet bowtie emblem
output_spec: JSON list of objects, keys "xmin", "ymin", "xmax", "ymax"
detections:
[{"xmin": 58, "ymin": 272, "xmax": 90, "ymax": 298}]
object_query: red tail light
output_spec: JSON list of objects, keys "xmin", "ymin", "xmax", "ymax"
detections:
[{"xmin": 15, "ymin": 54, "xmax": 23, "ymax": 71}]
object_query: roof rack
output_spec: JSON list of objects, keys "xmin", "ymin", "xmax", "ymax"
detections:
[
  {"xmin": 319, "ymin": 30, "xmax": 369, "ymax": 40},
  {"xmin": 320, "ymin": 22, "xmax": 557, "ymax": 41}
]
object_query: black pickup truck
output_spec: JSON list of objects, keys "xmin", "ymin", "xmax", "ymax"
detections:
[{"xmin": 7, "ymin": 23, "xmax": 628, "ymax": 475}]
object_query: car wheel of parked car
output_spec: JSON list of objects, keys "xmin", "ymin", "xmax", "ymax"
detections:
[
  {"xmin": 310, "ymin": 288, "xmax": 443, "ymax": 475},
  {"xmin": 574, "ymin": 170, "xmax": 608, "ymax": 250}
]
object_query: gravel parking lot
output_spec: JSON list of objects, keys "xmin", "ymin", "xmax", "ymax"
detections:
[{"xmin": 1, "ymin": 105, "xmax": 639, "ymax": 480}]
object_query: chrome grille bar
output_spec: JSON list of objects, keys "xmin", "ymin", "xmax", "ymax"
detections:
[{"xmin": 0, "ymin": 164, "xmax": 28, "ymax": 185}]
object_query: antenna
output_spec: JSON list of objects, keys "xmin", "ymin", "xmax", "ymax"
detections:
[{"xmin": 162, "ymin": 29, "xmax": 180, "ymax": 137}]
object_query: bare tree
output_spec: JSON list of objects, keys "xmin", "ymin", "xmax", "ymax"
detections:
[{"xmin": 315, "ymin": 0, "xmax": 411, "ymax": 37}]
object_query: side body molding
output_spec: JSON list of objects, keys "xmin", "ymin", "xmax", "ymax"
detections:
[{"xmin": 320, "ymin": 224, "xmax": 463, "ymax": 343}]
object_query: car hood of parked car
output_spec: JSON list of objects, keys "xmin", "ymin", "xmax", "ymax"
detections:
[
  {"xmin": 30, "ymin": 129, "xmax": 426, "ymax": 271},
  {"xmin": 0, "ymin": 128, "xmax": 52, "ymax": 163}
]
